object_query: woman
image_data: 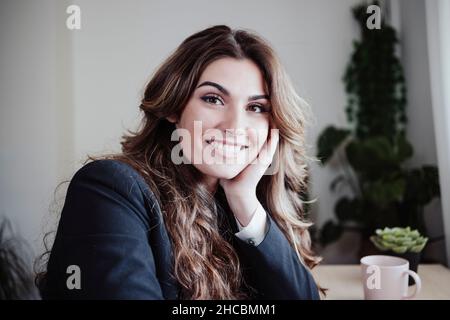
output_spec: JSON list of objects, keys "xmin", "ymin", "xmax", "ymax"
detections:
[{"xmin": 38, "ymin": 25, "xmax": 322, "ymax": 300}]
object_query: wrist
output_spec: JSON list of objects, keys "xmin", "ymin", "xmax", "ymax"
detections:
[{"xmin": 225, "ymin": 193, "xmax": 259, "ymax": 227}]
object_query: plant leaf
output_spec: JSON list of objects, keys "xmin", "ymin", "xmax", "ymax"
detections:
[{"xmin": 317, "ymin": 126, "xmax": 351, "ymax": 165}]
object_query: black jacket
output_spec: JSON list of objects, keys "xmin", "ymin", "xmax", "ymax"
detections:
[{"xmin": 41, "ymin": 159, "xmax": 320, "ymax": 300}]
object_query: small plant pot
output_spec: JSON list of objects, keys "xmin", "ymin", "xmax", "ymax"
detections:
[{"xmin": 388, "ymin": 251, "xmax": 421, "ymax": 286}]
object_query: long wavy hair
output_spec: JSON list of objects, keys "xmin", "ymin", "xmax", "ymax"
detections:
[{"xmin": 38, "ymin": 25, "xmax": 323, "ymax": 299}]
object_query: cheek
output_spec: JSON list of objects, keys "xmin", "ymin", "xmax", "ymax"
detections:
[
  {"xmin": 179, "ymin": 102, "xmax": 218, "ymax": 132},
  {"xmin": 252, "ymin": 123, "xmax": 270, "ymax": 151},
  {"xmin": 176, "ymin": 111, "xmax": 219, "ymax": 159}
]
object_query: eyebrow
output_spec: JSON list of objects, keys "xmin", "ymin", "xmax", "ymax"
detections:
[{"xmin": 196, "ymin": 81, "xmax": 269, "ymax": 102}]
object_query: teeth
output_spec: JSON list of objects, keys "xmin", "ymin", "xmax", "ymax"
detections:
[
  {"xmin": 211, "ymin": 141, "xmax": 239, "ymax": 153},
  {"xmin": 206, "ymin": 140, "xmax": 248, "ymax": 154}
]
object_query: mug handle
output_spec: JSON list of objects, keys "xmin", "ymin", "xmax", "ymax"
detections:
[{"xmin": 402, "ymin": 270, "xmax": 422, "ymax": 300}]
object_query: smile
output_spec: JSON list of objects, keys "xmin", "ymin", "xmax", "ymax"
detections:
[{"xmin": 205, "ymin": 137, "xmax": 249, "ymax": 153}]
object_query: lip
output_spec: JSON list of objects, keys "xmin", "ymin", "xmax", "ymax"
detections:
[
  {"xmin": 204, "ymin": 138, "xmax": 249, "ymax": 159},
  {"xmin": 204, "ymin": 137, "xmax": 249, "ymax": 148}
]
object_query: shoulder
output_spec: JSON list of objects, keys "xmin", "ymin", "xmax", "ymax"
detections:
[
  {"xmin": 72, "ymin": 159, "xmax": 146, "ymax": 187},
  {"xmin": 70, "ymin": 159, "xmax": 156, "ymax": 203},
  {"xmin": 61, "ymin": 159, "xmax": 162, "ymax": 235},
  {"xmin": 44, "ymin": 161, "xmax": 172, "ymax": 299}
]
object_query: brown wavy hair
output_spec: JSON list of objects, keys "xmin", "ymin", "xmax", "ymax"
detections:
[{"xmin": 38, "ymin": 24, "xmax": 323, "ymax": 299}]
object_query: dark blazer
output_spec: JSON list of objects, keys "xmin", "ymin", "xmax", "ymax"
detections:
[{"xmin": 41, "ymin": 159, "xmax": 320, "ymax": 300}]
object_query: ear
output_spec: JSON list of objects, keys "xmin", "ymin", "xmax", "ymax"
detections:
[{"xmin": 166, "ymin": 115, "xmax": 178, "ymax": 124}]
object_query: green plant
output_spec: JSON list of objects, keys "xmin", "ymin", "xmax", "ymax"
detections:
[
  {"xmin": 316, "ymin": 1, "xmax": 440, "ymax": 247},
  {"xmin": 370, "ymin": 227, "xmax": 428, "ymax": 254}
]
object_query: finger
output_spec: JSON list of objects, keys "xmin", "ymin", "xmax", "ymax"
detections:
[
  {"xmin": 268, "ymin": 128, "xmax": 279, "ymax": 157},
  {"xmin": 257, "ymin": 128, "xmax": 279, "ymax": 167},
  {"xmin": 237, "ymin": 128, "xmax": 280, "ymax": 181}
]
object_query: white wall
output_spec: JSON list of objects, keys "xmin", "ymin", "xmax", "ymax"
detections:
[
  {"xmin": 0, "ymin": 0, "xmax": 67, "ymax": 257},
  {"xmin": 425, "ymin": 0, "xmax": 450, "ymax": 266},
  {"xmin": 398, "ymin": 0, "xmax": 446, "ymax": 265},
  {"xmin": 1, "ymin": 0, "xmax": 445, "ymax": 266}
]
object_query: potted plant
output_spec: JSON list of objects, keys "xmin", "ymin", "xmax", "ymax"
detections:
[
  {"xmin": 316, "ymin": 1, "xmax": 440, "ymax": 254},
  {"xmin": 370, "ymin": 226, "xmax": 428, "ymax": 285}
]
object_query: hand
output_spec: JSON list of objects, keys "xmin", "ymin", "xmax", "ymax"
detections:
[{"xmin": 219, "ymin": 128, "xmax": 279, "ymax": 226}]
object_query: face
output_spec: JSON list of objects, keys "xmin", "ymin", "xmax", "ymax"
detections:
[{"xmin": 168, "ymin": 57, "xmax": 272, "ymax": 182}]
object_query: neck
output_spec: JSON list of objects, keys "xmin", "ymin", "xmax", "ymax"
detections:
[{"xmin": 203, "ymin": 175, "xmax": 219, "ymax": 194}]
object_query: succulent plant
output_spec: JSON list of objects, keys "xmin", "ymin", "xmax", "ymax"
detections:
[{"xmin": 370, "ymin": 227, "xmax": 428, "ymax": 254}]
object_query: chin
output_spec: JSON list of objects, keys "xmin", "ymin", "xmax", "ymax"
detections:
[{"xmin": 196, "ymin": 163, "xmax": 245, "ymax": 180}]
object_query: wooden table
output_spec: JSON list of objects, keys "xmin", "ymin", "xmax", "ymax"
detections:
[{"xmin": 312, "ymin": 264, "xmax": 450, "ymax": 300}]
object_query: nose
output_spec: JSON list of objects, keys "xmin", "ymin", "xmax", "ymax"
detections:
[
  {"xmin": 222, "ymin": 108, "xmax": 248, "ymax": 140},
  {"xmin": 225, "ymin": 127, "xmax": 246, "ymax": 137},
  {"xmin": 221, "ymin": 108, "xmax": 249, "ymax": 144}
]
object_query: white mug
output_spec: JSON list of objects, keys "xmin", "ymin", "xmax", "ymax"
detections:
[{"xmin": 360, "ymin": 255, "xmax": 422, "ymax": 300}]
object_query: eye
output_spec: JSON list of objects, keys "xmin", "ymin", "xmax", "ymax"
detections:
[
  {"xmin": 248, "ymin": 104, "xmax": 269, "ymax": 113},
  {"xmin": 201, "ymin": 94, "xmax": 224, "ymax": 106}
]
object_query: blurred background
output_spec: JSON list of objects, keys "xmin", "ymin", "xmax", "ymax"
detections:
[{"xmin": 1, "ymin": 0, "xmax": 449, "ymax": 295}]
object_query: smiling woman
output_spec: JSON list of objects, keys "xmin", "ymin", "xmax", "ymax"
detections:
[
  {"xmin": 37, "ymin": 25, "xmax": 323, "ymax": 300},
  {"xmin": 169, "ymin": 58, "xmax": 273, "ymax": 184}
]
